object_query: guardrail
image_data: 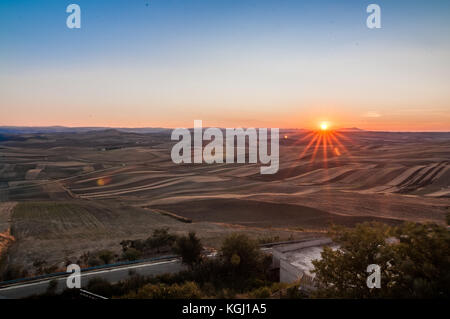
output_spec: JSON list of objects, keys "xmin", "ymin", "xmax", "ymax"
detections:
[
  {"xmin": 0, "ymin": 238, "xmax": 327, "ymax": 288},
  {"xmin": 79, "ymin": 289, "xmax": 108, "ymax": 300},
  {"xmin": 0, "ymin": 254, "xmax": 179, "ymax": 288},
  {"xmin": 259, "ymin": 237, "xmax": 330, "ymax": 248}
]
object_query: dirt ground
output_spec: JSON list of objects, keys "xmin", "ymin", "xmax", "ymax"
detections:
[{"xmin": 0, "ymin": 130, "xmax": 449, "ymax": 270}]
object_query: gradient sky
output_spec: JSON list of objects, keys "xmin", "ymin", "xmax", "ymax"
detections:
[{"xmin": 1, "ymin": 0, "xmax": 449, "ymax": 130}]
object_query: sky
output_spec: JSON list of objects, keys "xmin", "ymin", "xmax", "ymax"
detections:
[{"xmin": 1, "ymin": 0, "xmax": 449, "ymax": 131}]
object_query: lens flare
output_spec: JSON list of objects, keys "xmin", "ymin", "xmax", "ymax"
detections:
[{"xmin": 96, "ymin": 177, "xmax": 111, "ymax": 186}]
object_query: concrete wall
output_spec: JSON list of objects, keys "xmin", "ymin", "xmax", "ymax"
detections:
[
  {"xmin": 272, "ymin": 238, "xmax": 333, "ymax": 285},
  {"xmin": 279, "ymin": 259, "xmax": 303, "ymax": 283},
  {"xmin": 275, "ymin": 238, "xmax": 332, "ymax": 253}
]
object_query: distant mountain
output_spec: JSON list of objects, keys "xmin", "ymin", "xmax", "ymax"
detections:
[
  {"xmin": 336, "ymin": 127, "xmax": 365, "ymax": 132},
  {"xmin": 0, "ymin": 126, "xmax": 170, "ymax": 134},
  {"xmin": 0, "ymin": 126, "xmax": 367, "ymax": 135}
]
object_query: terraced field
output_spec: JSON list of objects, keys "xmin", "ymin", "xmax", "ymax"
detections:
[
  {"xmin": 0, "ymin": 129, "xmax": 449, "ymax": 269},
  {"xmin": 5, "ymin": 200, "xmax": 315, "ymax": 269}
]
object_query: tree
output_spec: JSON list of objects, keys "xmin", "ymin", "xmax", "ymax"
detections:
[
  {"xmin": 312, "ymin": 222, "xmax": 450, "ymax": 298},
  {"xmin": 220, "ymin": 233, "xmax": 263, "ymax": 280},
  {"xmin": 146, "ymin": 228, "xmax": 178, "ymax": 253},
  {"xmin": 173, "ymin": 232, "xmax": 203, "ymax": 269},
  {"xmin": 122, "ymin": 247, "xmax": 142, "ymax": 261},
  {"xmin": 98, "ymin": 250, "xmax": 114, "ymax": 265}
]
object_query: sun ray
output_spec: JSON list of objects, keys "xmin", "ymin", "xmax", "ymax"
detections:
[
  {"xmin": 289, "ymin": 130, "xmax": 316, "ymax": 148},
  {"xmin": 310, "ymin": 132, "xmax": 323, "ymax": 163},
  {"xmin": 323, "ymin": 132, "xmax": 328, "ymax": 167},
  {"xmin": 326, "ymin": 134, "xmax": 341, "ymax": 159},
  {"xmin": 329, "ymin": 132, "xmax": 355, "ymax": 163},
  {"xmin": 298, "ymin": 132, "xmax": 320, "ymax": 159},
  {"xmin": 284, "ymin": 123, "xmax": 357, "ymax": 179},
  {"xmin": 326, "ymin": 134, "xmax": 334, "ymax": 150}
]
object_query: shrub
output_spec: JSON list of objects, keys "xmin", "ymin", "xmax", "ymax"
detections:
[
  {"xmin": 173, "ymin": 232, "xmax": 203, "ymax": 269},
  {"xmin": 220, "ymin": 234, "xmax": 263, "ymax": 280},
  {"xmin": 1, "ymin": 264, "xmax": 28, "ymax": 281},
  {"xmin": 87, "ymin": 278, "xmax": 115, "ymax": 297},
  {"xmin": 98, "ymin": 250, "xmax": 115, "ymax": 265},
  {"xmin": 250, "ymin": 286, "xmax": 272, "ymax": 298},
  {"xmin": 122, "ymin": 248, "xmax": 142, "ymax": 261},
  {"xmin": 87, "ymin": 256, "xmax": 102, "ymax": 267},
  {"xmin": 312, "ymin": 222, "xmax": 450, "ymax": 298},
  {"xmin": 123, "ymin": 281, "xmax": 202, "ymax": 299}
]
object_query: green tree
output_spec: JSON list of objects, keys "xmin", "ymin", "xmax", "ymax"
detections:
[
  {"xmin": 220, "ymin": 233, "xmax": 264, "ymax": 281},
  {"xmin": 312, "ymin": 222, "xmax": 450, "ymax": 298},
  {"xmin": 146, "ymin": 228, "xmax": 178, "ymax": 253},
  {"xmin": 98, "ymin": 250, "xmax": 114, "ymax": 265},
  {"xmin": 173, "ymin": 232, "xmax": 203, "ymax": 269},
  {"xmin": 122, "ymin": 247, "xmax": 142, "ymax": 261}
]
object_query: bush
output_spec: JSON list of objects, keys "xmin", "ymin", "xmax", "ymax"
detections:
[
  {"xmin": 120, "ymin": 228, "xmax": 179, "ymax": 257},
  {"xmin": 122, "ymin": 248, "xmax": 142, "ymax": 261},
  {"xmin": 312, "ymin": 222, "xmax": 450, "ymax": 298},
  {"xmin": 173, "ymin": 232, "xmax": 203, "ymax": 269},
  {"xmin": 1, "ymin": 264, "xmax": 28, "ymax": 281},
  {"xmin": 87, "ymin": 256, "xmax": 102, "ymax": 267},
  {"xmin": 123, "ymin": 281, "xmax": 202, "ymax": 299},
  {"xmin": 220, "ymin": 234, "xmax": 263, "ymax": 280},
  {"xmin": 87, "ymin": 278, "xmax": 115, "ymax": 297},
  {"xmin": 32, "ymin": 259, "xmax": 47, "ymax": 274},
  {"xmin": 146, "ymin": 228, "xmax": 178, "ymax": 253},
  {"xmin": 98, "ymin": 250, "xmax": 115, "ymax": 265},
  {"xmin": 250, "ymin": 286, "xmax": 272, "ymax": 298}
]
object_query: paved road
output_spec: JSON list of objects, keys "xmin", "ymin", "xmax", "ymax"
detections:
[{"xmin": 0, "ymin": 259, "xmax": 184, "ymax": 299}]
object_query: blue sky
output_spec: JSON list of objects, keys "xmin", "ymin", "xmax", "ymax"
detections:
[{"xmin": 1, "ymin": 0, "xmax": 449, "ymax": 130}]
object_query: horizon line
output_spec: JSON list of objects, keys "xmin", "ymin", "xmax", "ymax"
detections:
[{"xmin": 1, "ymin": 125, "xmax": 450, "ymax": 133}]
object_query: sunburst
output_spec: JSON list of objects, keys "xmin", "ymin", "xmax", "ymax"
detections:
[{"xmin": 296, "ymin": 123, "xmax": 353, "ymax": 165}]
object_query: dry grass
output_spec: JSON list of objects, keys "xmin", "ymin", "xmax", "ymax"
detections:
[{"xmin": 1, "ymin": 130, "xmax": 449, "ymax": 270}]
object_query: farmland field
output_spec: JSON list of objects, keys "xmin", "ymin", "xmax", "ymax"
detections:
[{"xmin": 0, "ymin": 129, "xmax": 449, "ymax": 271}]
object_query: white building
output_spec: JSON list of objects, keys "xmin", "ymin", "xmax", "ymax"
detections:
[{"xmin": 271, "ymin": 238, "xmax": 337, "ymax": 289}]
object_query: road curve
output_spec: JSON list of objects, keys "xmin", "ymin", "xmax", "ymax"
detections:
[{"xmin": 0, "ymin": 258, "xmax": 184, "ymax": 299}]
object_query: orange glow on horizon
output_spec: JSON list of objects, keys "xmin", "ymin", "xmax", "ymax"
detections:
[{"xmin": 1, "ymin": 116, "xmax": 448, "ymax": 132}]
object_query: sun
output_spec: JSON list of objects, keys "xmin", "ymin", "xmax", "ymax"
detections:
[{"xmin": 288, "ymin": 119, "xmax": 353, "ymax": 171}]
